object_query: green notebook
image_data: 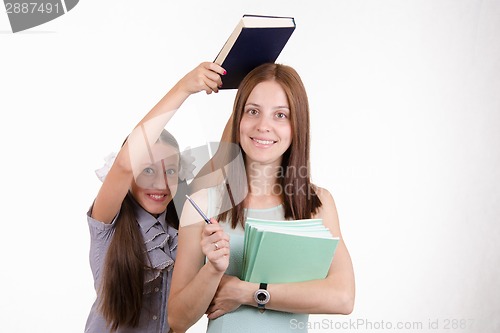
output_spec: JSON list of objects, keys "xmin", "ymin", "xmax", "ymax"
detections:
[{"xmin": 241, "ymin": 217, "xmax": 340, "ymax": 283}]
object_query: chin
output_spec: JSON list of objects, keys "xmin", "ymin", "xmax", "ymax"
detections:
[
  {"xmin": 245, "ymin": 152, "xmax": 283, "ymax": 166},
  {"xmin": 141, "ymin": 199, "xmax": 171, "ymax": 215},
  {"xmin": 149, "ymin": 205, "xmax": 168, "ymax": 216}
]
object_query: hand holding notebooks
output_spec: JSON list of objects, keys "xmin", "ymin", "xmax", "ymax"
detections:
[{"xmin": 241, "ymin": 217, "xmax": 340, "ymax": 284}]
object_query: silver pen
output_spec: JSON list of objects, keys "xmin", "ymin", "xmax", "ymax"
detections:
[{"xmin": 185, "ymin": 195, "xmax": 212, "ymax": 224}]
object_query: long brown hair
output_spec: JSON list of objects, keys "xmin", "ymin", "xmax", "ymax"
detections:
[
  {"xmin": 99, "ymin": 130, "xmax": 183, "ymax": 330},
  {"xmin": 217, "ymin": 63, "xmax": 322, "ymax": 228}
]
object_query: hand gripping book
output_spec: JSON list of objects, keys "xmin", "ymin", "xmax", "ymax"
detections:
[
  {"xmin": 214, "ymin": 14, "xmax": 296, "ymax": 89},
  {"xmin": 241, "ymin": 217, "xmax": 340, "ymax": 284}
]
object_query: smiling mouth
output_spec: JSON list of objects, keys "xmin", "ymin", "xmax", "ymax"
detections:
[
  {"xmin": 147, "ymin": 194, "xmax": 169, "ymax": 201},
  {"xmin": 251, "ymin": 137, "xmax": 277, "ymax": 145}
]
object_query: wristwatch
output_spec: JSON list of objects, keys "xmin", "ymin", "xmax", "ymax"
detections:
[{"xmin": 253, "ymin": 283, "xmax": 270, "ymax": 312}]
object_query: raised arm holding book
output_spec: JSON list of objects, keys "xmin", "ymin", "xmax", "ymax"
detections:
[{"xmin": 85, "ymin": 62, "xmax": 225, "ymax": 333}]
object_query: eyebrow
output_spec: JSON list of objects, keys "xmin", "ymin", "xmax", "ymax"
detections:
[{"xmin": 244, "ymin": 103, "xmax": 290, "ymax": 110}]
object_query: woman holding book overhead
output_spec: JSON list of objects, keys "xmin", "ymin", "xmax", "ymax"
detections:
[
  {"xmin": 168, "ymin": 63, "xmax": 355, "ymax": 332},
  {"xmin": 84, "ymin": 62, "xmax": 225, "ymax": 333}
]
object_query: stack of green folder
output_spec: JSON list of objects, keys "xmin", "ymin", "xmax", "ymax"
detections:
[{"xmin": 241, "ymin": 217, "xmax": 340, "ymax": 283}]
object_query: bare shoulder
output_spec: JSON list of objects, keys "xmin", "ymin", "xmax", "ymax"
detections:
[
  {"xmin": 314, "ymin": 186, "xmax": 337, "ymax": 216},
  {"xmin": 315, "ymin": 186, "xmax": 335, "ymax": 205},
  {"xmin": 313, "ymin": 186, "xmax": 342, "ymax": 236}
]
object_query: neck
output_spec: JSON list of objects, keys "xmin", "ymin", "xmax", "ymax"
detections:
[{"xmin": 245, "ymin": 160, "xmax": 282, "ymax": 197}]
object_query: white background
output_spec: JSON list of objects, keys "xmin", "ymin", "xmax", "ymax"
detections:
[{"xmin": 1, "ymin": 0, "xmax": 499, "ymax": 332}]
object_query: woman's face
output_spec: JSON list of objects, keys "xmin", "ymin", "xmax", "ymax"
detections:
[
  {"xmin": 130, "ymin": 143, "xmax": 180, "ymax": 215},
  {"xmin": 239, "ymin": 80, "xmax": 292, "ymax": 167}
]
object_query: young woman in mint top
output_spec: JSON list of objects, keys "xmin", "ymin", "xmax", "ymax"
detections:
[{"xmin": 168, "ymin": 63, "xmax": 355, "ymax": 333}]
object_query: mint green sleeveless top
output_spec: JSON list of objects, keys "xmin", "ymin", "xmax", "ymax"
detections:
[{"xmin": 206, "ymin": 186, "xmax": 309, "ymax": 333}]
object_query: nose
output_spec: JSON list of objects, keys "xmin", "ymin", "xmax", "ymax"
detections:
[
  {"xmin": 257, "ymin": 114, "xmax": 271, "ymax": 132},
  {"xmin": 151, "ymin": 171, "xmax": 169, "ymax": 190}
]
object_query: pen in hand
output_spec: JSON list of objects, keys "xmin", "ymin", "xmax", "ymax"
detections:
[{"xmin": 185, "ymin": 195, "xmax": 212, "ymax": 224}]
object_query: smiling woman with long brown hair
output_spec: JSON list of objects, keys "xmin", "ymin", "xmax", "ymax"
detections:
[{"xmin": 168, "ymin": 63, "xmax": 355, "ymax": 333}]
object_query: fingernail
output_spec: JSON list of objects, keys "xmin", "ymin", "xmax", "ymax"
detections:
[
  {"xmin": 219, "ymin": 83, "xmax": 223, "ymax": 88},
  {"xmin": 223, "ymin": 70, "xmax": 227, "ymax": 75}
]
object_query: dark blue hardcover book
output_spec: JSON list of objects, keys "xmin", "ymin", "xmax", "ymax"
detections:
[{"xmin": 214, "ymin": 15, "xmax": 296, "ymax": 89}]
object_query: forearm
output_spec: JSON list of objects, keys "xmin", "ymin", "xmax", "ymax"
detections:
[
  {"xmin": 255, "ymin": 245, "xmax": 354, "ymax": 315},
  {"xmin": 135, "ymin": 82, "xmax": 190, "ymax": 132},
  {"xmin": 168, "ymin": 262, "xmax": 224, "ymax": 332},
  {"xmin": 268, "ymin": 277, "xmax": 354, "ymax": 314},
  {"xmin": 236, "ymin": 241, "xmax": 355, "ymax": 315},
  {"xmin": 133, "ymin": 61, "xmax": 224, "ymax": 135},
  {"xmin": 238, "ymin": 276, "xmax": 354, "ymax": 315}
]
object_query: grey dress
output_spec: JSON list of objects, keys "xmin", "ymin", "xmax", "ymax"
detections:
[{"xmin": 85, "ymin": 198, "xmax": 177, "ymax": 333}]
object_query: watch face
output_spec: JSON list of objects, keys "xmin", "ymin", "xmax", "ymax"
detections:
[
  {"xmin": 256, "ymin": 292, "xmax": 267, "ymax": 302},
  {"xmin": 254, "ymin": 289, "xmax": 270, "ymax": 305}
]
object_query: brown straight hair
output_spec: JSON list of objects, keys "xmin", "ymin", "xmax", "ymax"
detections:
[
  {"xmin": 98, "ymin": 130, "xmax": 182, "ymax": 331},
  {"xmin": 217, "ymin": 63, "xmax": 322, "ymax": 228}
]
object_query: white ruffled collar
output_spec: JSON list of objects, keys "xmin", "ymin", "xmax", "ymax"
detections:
[{"xmin": 129, "ymin": 196, "xmax": 178, "ymax": 284}]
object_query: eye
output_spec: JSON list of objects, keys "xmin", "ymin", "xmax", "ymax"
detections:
[
  {"xmin": 142, "ymin": 167, "xmax": 155, "ymax": 175},
  {"xmin": 275, "ymin": 112, "xmax": 288, "ymax": 119},
  {"xmin": 166, "ymin": 168, "xmax": 177, "ymax": 176},
  {"xmin": 246, "ymin": 108, "xmax": 259, "ymax": 116}
]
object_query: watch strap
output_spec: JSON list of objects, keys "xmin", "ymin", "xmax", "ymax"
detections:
[
  {"xmin": 258, "ymin": 283, "xmax": 267, "ymax": 309},
  {"xmin": 255, "ymin": 283, "xmax": 269, "ymax": 312}
]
